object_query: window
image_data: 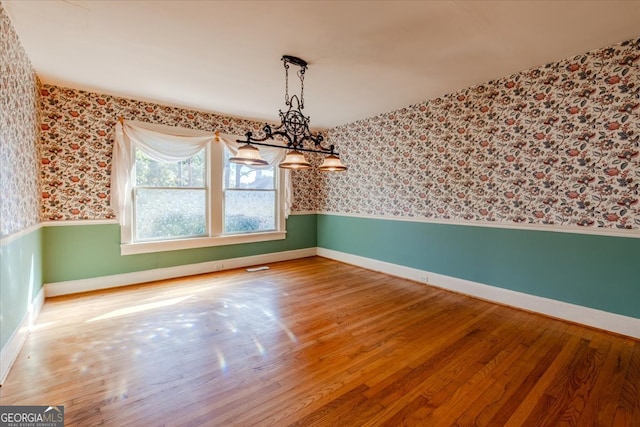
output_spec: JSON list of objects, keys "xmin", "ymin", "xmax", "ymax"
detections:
[
  {"xmin": 223, "ymin": 150, "xmax": 276, "ymax": 234},
  {"xmin": 117, "ymin": 123, "xmax": 286, "ymax": 255},
  {"xmin": 134, "ymin": 148, "xmax": 207, "ymax": 241}
]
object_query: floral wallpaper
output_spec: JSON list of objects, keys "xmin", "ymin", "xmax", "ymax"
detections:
[
  {"xmin": 39, "ymin": 85, "xmax": 315, "ymax": 220},
  {"xmin": 37, "ymin": 37, "xmax": 639, "ymax": 231},
  {"xmin": 0, "ymin": 4, "xmax": 42, "ymax": 237},
  {"xmin": 314, "ymin": 38, "xmax": 640, "ymax": 230}
]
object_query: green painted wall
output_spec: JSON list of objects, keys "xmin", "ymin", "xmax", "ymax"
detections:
[
  {"xmin": 0, "ymin": 228, "xmax": 43, "ymax": 349},
  {"xmin": 43, "ymin": 214, "xmax": 317, "ymax": 283},
  {"xmin": 317, "ymin": 214, "xmax": 640, "ymax": 319}
]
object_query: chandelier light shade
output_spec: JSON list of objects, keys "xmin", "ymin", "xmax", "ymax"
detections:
[
  {"xmin": 279, "ymin": 150, "xmax": 312, "ymax": 170},
  {"xmin": 229, "ymin": 143, "xmax": 269, "ymax": 166},
  {"xmin": 234, "ymin": 55, "xmax": 347, "ymax": 172},
  {"xmin": 318, "ymin": 154, "xmax": 347, "ymax": 172}
]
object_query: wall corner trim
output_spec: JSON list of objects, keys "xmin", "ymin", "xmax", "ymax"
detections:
[
  {"xmin": 0, "ymin": 286, "xmax": 45, "ymax": 386},
  {"xmin": 41, "ymin": 219, "xmax": 119, "ymax": 227},
  {"xmin": 289, "ymin": 211, "xmax": 318, "ymax": 216},
  {"xmin": 44, "ymin": 248, "xmax": 317, "ymax": 297},
  {"xmin": 317, "ymin": 248, "xmax": 640, "ymax": 339}
]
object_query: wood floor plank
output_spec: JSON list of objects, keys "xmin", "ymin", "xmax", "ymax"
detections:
[
  {"xmin": 445, "ymin": 320, "xmax": 564, "ymax": 425},
  {"xmin": 612, "ymin": 341, "xmax": 640, "ymax": 426},
  {"xmin": 503, "ymin": 330, "xmax": 586, "ymax": 426},
  {"xmin": 0, "ymin": 256, "xmax": 637, "ymax": 426},
  {"xmin": 591, "ymin": 338, "xmax": 635, "ymax": 426}
]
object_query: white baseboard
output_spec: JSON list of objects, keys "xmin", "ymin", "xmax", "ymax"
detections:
[
  {"xmin": 1, "ymin": 286, "xmax": 45, "ymax": 385},
  {"xmin": 317, "ymin": 248, "xmax": 640, "ymax": 339},
  {"xmin": 44, "ymin": 248, "xmax": 317, "ymax": 297}
]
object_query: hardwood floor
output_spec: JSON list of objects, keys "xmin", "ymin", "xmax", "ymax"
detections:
[{"xmin": 1, "ymin": 256, "xmax": 638, "ymax": 426}]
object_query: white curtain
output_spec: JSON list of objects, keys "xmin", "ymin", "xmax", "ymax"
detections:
[{"xmin": 111, "ymin": 120, "xmax": 292, "ymax": 224}]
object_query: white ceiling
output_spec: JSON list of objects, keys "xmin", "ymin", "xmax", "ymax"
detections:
[{"xmin": 4, "ymin": 0, "xmax": 640, "ymax": 129}]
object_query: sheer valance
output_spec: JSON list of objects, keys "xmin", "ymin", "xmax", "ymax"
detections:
[{"xmin": 111, "ymin": 120, "xmax": 292, "ymax": 224}]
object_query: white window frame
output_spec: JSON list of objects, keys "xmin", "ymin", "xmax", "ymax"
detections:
[{"xmin": 121, "ymin": 137, "xmax": 286, "ymax": 256}]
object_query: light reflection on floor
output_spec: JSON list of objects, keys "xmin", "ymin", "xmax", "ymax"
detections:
[
  {"xmin": 216, "ymin": 348, "xmax": 227, "ymax": 374},
  {"xmin": 29, "ymin": 321, "xmax": 58, "ymax": 331},
  {"xmin": 252, "ymin": 335, "xmax": 266, "ymax": 356},
  {"xmin": 86, "ymin": 295, "xmax": 193, "ymax": 322},
  {"xmin": 2, "ymin": 276, "xmax": 302, "ymax": 414}
]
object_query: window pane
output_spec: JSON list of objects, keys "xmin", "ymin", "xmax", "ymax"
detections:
[
  {"xmin": 135, "ymin": 189, "xmax": 206, "ymax": 240},
  {"xmin": 136, "ymin": 149, "xmax": 205, "ymax": 187},
  {"xmin": 224, "ymin": 190, "xmax": 275, "ymax": 233},
  {"xmin": 224, "ymin": 150, "xmax": 274, "ymax": 190}
]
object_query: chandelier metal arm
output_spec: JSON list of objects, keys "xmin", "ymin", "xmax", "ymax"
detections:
[{"xmin": 237, "ymin": 130, "xmax": 336, "ymax": 155}]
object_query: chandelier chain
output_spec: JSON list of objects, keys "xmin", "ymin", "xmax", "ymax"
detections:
[
  {"xmin": 284, "ymin": 61, "xmax": 290, "ymax": 106},
  {"xmin": 298, "ymin": 68, "xmax": 305, "ymax": 109},
  {"xmin": 284, "ymin": 60, "xmax": 305, "ymax": 109}
]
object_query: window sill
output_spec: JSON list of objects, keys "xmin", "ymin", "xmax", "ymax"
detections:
[{"xmin": 121, "ymin": 231, "xmax": 287, "ymax": 255}]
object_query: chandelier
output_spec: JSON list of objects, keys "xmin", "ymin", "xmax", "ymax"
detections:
[{"xmin": 232, "ymin": 55, "xmax": 347, "ymax": 172}]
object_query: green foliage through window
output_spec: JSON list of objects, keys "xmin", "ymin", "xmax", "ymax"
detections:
[
  {"xmin": 132, "ymin": 145, "xmax": 280, "ymax": 242},
  {"xmin": 134, "ymin": 148, "xmax": 207, "ymax": 241}
]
